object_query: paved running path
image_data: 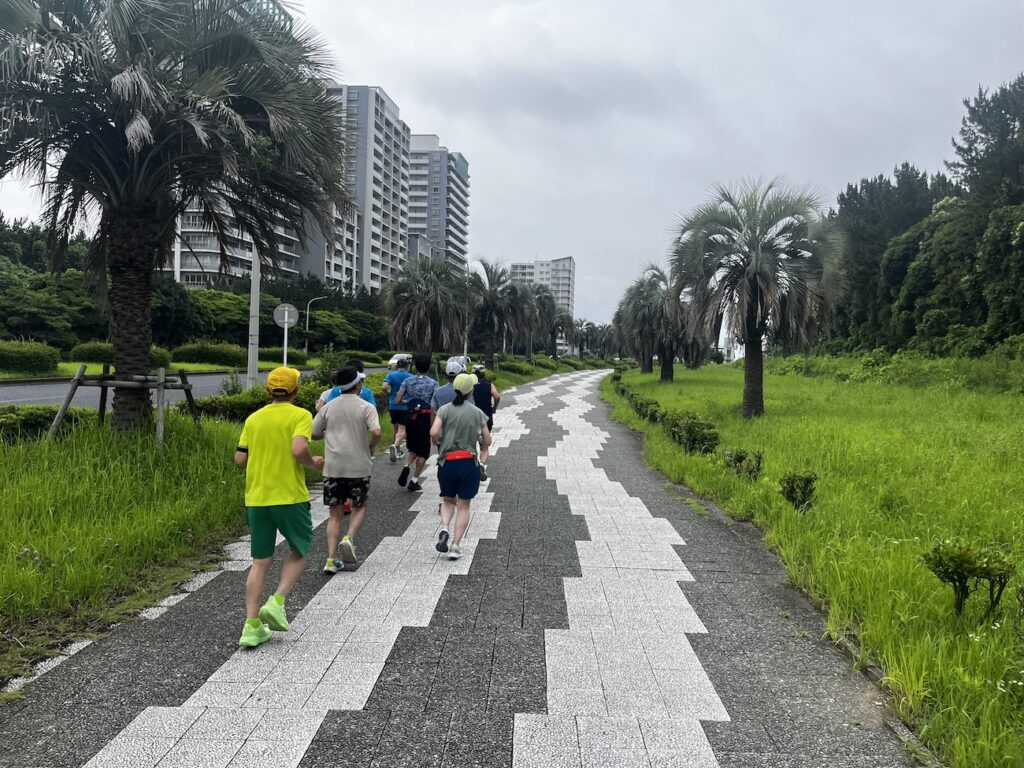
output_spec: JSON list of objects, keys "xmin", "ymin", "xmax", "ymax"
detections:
[{"xmin": 0, "ymin": 371, "xmax": 916, "ymax": 767}]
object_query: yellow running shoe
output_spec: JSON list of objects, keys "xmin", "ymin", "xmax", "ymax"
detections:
[{"xmin": 258, "ymin": 595, "xmax": 289, "ymax": 631}]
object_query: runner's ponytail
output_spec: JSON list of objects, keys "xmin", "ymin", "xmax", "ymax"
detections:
[{"xmin": 453, "ymin": 391, "xmax": 467, "ymax": 406}]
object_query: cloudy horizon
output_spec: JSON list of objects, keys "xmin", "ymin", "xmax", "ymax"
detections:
[{"xmin": 2, "ymin": 0, "xmax": 1021, "ymax": 322}]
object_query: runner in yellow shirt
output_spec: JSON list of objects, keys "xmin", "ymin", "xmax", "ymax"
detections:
[{"xmin": 234, "ymin": 367, "xmax": 324, "ymax": 647}]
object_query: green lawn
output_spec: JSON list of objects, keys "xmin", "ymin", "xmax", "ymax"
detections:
[
  {"xmin": 605, "ymin": 365, "xmax": 1024, "ymax": 768},
  {"xmin": 0, "ymin": 415, "xmax": 246, "ymax": 688}
]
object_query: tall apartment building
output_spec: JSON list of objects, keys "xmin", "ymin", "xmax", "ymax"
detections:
[
  {"xmin": 510, "ymin": 256, "xmax": 576, "ymax": 316},
  {"xmin": 409, "ymin": 135, "xmax": 469, "ymax": 271},
  {"xmin": 172, "ymin": 85, "xmax": 409, "ymax": 292},
  {"xmin": 332, "ymin": 85, "xmax": 411, "ymax": 292}
]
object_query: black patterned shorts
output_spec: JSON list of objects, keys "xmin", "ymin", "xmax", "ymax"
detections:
[{"xmin": 323, "ymin": 477, "xmax": 370, "ymax": 510}]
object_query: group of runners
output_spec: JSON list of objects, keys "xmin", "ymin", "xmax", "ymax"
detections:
[{"xmin": 234, "ymin": 355, "xmax": 499, "ymax": 648}]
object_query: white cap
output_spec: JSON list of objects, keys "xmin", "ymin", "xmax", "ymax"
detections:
[{"xmin": 446, "ymin": 360, "xmax": 465, "ymax": 375}]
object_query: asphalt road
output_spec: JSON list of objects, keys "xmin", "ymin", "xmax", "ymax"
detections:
[
  {"xmin": 0, "ymin": 371, "xmax": 252, "ymax": 408},
  {"xmin": 0, "ymin": 367, "xmax": 388, "ymax": 408}
]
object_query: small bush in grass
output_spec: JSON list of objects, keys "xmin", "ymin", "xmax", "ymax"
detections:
[
  {"xmin": 258, "ymin": 347, "xmax": 308, "ymax": 366},
  {"xmin": 70, "ymin": 341, "xmax": 172, "ymax": 369},
  {"xmin": 0, "ymin": 340, "xmax": 60, "ymax": 374},
  {"xmin": 172, "ymin": 342, "xmax": 247, "ymax": 368},
  {"xmin": 723, "ymin": 448, "xmax": 763, "ymax": 481},
  {"xmin": 533, "ymin": 357, "xmax": 558, "ymax": 371},
  {"xmin": 780, "ymin": 471, "xmax": 817, "ymax": 512},
  {"xmin": 663, "ymin": 411, "xmax": 720, "ymax": 455},
  {"xmin": 922, "ymin": 539, "xmax": 1015, "ymax": 620},
  {"xmin": 561, "ymin": 357, "xmax": 585, "ymax": 371},
  {"xmin": 218, "ymin": 371, "xmax": 243, "ymax": 396}
]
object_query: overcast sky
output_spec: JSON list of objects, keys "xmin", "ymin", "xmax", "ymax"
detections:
[{"xmin": 2, "ymin": 1, "xmax": 1021, "ymax": 322}]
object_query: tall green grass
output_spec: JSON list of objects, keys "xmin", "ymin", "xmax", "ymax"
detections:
[
  {"xmin": 604, "ymin": 366, "xmax": 1024, "ymax": 768},
  {"xmin": 0, "ymin": 416, "xmax": 245, "ymax": 683}
]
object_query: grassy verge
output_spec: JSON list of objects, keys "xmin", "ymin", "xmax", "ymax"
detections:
[
  {"xmin": 0, "ymin": 415, "xmax": 247, "ymax": 690},
  {"xmin": 602, "ymin": 366, "xmax": 1024, "ymax": 768}
]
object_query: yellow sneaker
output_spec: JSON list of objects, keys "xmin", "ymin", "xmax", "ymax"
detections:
[{"xmin": 258, "ymin": 595, "xmax": 289, "ymax": 631}]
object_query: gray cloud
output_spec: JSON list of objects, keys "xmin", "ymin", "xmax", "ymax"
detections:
[{"xmin": 3, "ymin": 0, "xmax": 1022, "ymax": 323}]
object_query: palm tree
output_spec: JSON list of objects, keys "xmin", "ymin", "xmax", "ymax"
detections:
[
  {"xmin": 506, "ymin": 282, "xmax": 536, "ymax": 357},
  {"xmin": 471, "ymin": 259, "xmax": 518, "ymax": 366},
  {"xmin": 531, "ymin": 284, "xmax": 558, "ymax": 358},
  {"xmin": 0, "ymin": 0, "xmax": 350, "ymax": 428},
  {"xmin": 671, "ymin": 179, "xmax": 846, "ymax": 416},
  {"xmin": 614, "ymin": 265, "xmax": 680, "ymax": 380},
  {"xmin": 553, "ymin": 309, "xmax": 574, "ymax": 359},
  {"xmin": 383, "ymin": 260, "xmax": 468, "ymax": 354}
]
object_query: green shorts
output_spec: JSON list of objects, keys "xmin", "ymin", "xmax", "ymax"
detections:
[{"xmin": 246, "ymin": 501, "xmax": 313, "ymax": 559}]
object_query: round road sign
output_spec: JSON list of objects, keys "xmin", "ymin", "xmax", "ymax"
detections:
[{"xmin": 273, "ymin": 303, "xmax": 298, "ymax": 329}]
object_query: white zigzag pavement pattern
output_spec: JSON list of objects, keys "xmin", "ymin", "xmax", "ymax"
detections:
[
  {"xmin": 82, "ymin": 379, "xmax": 556, "ymax": 768},
  {"xmin": 513, "ymin": 370, "xmax": 727, "ymax": 768}
]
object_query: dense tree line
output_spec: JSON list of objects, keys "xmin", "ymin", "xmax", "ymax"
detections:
[
  {"xmin": 829, "ymin": 74, "xmax": 1024, "ymax": 356},
  {"xmin": 0, "ymin": 221, "xmax": 388, "ymax": 353}
]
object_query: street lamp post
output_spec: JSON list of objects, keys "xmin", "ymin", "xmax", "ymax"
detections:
[{"xmin": 304, "ymin": 296, "xmax": 328, "ymax": 355}]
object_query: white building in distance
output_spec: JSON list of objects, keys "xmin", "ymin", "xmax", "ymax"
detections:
[
  {"xmin": 510, "ymin": 256, "xmax": 576, "ymax": 316},
  {"xmin": 409, "ymin": 135, "xmax": 469, "ymax": 271}
]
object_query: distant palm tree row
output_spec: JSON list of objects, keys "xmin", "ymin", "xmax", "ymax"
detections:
[
  {"xmin": 383, "ymin": 259, "xmax": 615, "ymax": 361},
  {"xmin": 614, "ymin": 179, "xmax": 846, "ymax": 417}
]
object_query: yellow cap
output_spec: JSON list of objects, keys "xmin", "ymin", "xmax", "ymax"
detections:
[
  {"xmin": 454, "ymin": 372, "xmax": 478, "ymax": 395},
  {"xmin": 266, "ymin": 366, "xmax": 301, "ymax": 396}
]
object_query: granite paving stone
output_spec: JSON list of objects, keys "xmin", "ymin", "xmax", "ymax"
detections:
[{"xmin": 0, "ymin": 374, "xmax": 920, "ymax": 768}]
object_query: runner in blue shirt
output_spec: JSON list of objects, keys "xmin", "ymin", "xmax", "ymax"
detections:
[
  {"xmin": 382, "ymin": 356, "xmax": 413, "ymax": 463},
  {"xmin": 318, "ymin": 359, "xmax": 377, "ymax": 409},
  {"xmin": 395, "ymin": 353, "xmax": 438, "ymax": 493}
]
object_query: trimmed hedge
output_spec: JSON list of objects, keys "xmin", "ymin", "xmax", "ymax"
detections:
[
  {"xmin": 498, "ymin": 361, "xmax": 535, "ymax": 376},
  {"xmin": 338, "ymin": 350, "xmax": 386, "ymax": 365},
  {"xmin": 560, "ymin": 357, "xmax": 585, "ymax": 371},
  {"xmin": 172, "ymin": 342, "xmax": 246, "ymax": 368},
  {"xmin": 258, "ymin": 347, "xmax": 308, "ymax": 366},
  {"xmin": 532, "ymin": 357, "xmax": 558, "ymax": 371},
  {"xmin": 70, "ymin": 341, "xmax": 172, "ymax": 369},
  {"xmin": 0, "ymin": 404, "xmax": 90, "ymax": 441},
  {"xmin": 0, "ymin": 340, "xmax": 61, "ymax": 374},
  {"xmin": 184, "ymin": 372, "xmax": 388, "ymax": 422},
  {"xmin": 614, "ymin": 379, "xmax": 719, "ymax": 455}
]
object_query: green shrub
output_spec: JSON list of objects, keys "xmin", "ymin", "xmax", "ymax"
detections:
[
  {"xmin": 0, "ymin": 405, "xmax": 90, "ymax": 442},
  {"xmin": 0, "ymin": 340, "xmax": 60, "ymax": 374},
  {"xmin": 258, "ymin": 347, "xmax": 308, "ymax": 366},
  {"xmin": 499, "ymin": 361, "xmax": 535, "ymax": 376},
  {"xmin": 186, "ymin": 372, "xmax": 388, "ymax": 422},
  {"xmin": 218, "ymin": 371, "xmax": 243, "ymax": 396},
  {"xmin": 662, "ymin": 410, "xmax": 720, "ymax": 455},
  {"xmin": 922, "ymin": 539, "xmax": 1015, "ymax": 619},
  {"xmin": 337, "ymin": 350, "xmax": 385, "ymax": 365},
  {"xmin": 780, "ymin": 471, "xmax": 817, "ymax": 512},
  {"xmin": 70, "ymin": 341, "xmax": 172, "ymax": 369},
  {"xmin": 533, "ymin": 357, "xmax": 558, "ymax": 371},
  {"xmin": 723, "ymin": 448, "xmax": 764, "ymax": 481},
  {"xmin": 561, "ymin": 357, "xmax": 585, "ymax": 371},
  {"xmin": 172, "ymin": 342, "xmax": 247, "ymax": 368}
]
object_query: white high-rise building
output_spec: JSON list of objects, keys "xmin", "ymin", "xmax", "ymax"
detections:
[
  {"xmin": 170, "ymin": 84, "xmax": 419, "ymax": 293},
  {"xmin": 510, "ymin": 256, "xmax": 576, "ymax": 316},
  {"xmin": 409, "ymin": 135, "xmax": 469, "ymax": 271},
  {"xmin": 333, "ymin": 85, "xmax": 411, "ymax": 292}
]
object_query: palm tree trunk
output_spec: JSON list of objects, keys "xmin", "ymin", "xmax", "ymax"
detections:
[
  {"xmin": 742, "ymin": 289, "xmax": 765, "ymax": 418},
  {"xmin": 659, "ymin": 343, "xmax": 674, "ymax": 382},
  {"xmin": 640, "ymin": 355, "xmax": 653, "ymax": 374},
  {"xmin": 107, "ymin": 215, "xmax": 159, "ymax": 430}
]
